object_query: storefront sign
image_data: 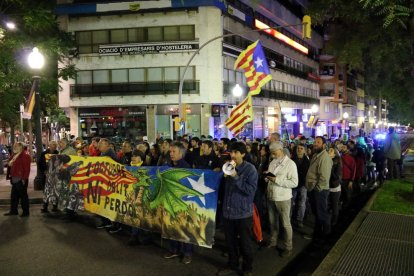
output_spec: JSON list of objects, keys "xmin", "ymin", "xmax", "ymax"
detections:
[{"xmin": 99, "ymin": 41, "xmax": 199, "ymax": 56}]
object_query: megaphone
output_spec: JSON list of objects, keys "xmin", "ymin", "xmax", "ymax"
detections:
[{"xmin": 222, "ymin": 160, "xmax": 236, "ymax": 175}]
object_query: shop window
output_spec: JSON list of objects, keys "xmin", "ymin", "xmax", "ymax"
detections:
[
  {"xmin": 164, "ymin": 26, "xmax": 179, "ymax": 41},
  {"xmin": 128, "ymin": 28, "xmax": 145, "ymax": 42},
  {"xmin": 93, "ymin": 70, "xmax": 110, "ymax": 84},
  {"xmin": 112, "ymin": 69, "xmax": 128, "ymax": 83},
  {"xmin": 180, "ymin": 25, "xmax": 195, "ymax": 40},
  {"xmin": 148, "ymin": 68, "xmax": 162, "ymax": 81},
  {"xmin": 164, "ymin": 67, "xmax": 179, "ymax": 81},
  {"xmin": 148, "ymin": 27, "xmax": 163, "ymax": 42},
  {"xmin": 129, "ymin": 68, "xmax": 145, "ymax": 82},
  {"xmin": 111, "ymin": 29, "xmax": 127, "ymax": 43},
  {"xmin": 76, "ymin": 71, "xmax": 92, "ymax": 84}
]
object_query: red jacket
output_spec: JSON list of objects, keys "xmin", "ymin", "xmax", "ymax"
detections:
[
  {"xmin": 341, "ymin": 153, "xmax": 356, "ymax": 181},
  {"xmin": 9, "ymin": 152, "xmax": 31, "ymax": 180},
  {"xmin": 355, "ymin": 155, "xmax": 365, "ymax": 179},
  {"xmin": 88, "ymin": 144, "xmax": 100, "ymax": 156}
]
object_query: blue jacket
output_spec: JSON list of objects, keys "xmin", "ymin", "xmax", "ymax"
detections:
[{"xmin": 222, "ymin": 161, "xmax": 258, "ymax": 219}]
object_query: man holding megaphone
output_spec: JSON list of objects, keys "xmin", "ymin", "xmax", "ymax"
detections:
[{"xmin": 217, "ymin": 142, "xmax": 258, "ymax": 276}]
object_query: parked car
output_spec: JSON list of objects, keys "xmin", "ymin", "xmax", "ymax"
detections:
[{"xmin": 0, "ymin": 144, "xmax": 10, "ymax": 167}]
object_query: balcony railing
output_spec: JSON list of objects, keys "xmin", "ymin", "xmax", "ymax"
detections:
[
  {"xmin": 320, "ymin": 89, "xmax": 335, "ymax": 98},
  {"xmin": 70, "ymin": 81, "xmax": 200, "ymax": 97},
  {"xmin": 223, "ymin": 83, "xmax": 319, "ymax": 104}
]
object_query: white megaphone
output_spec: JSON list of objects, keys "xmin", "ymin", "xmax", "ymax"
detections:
[{"xmin": 222, "ymin": 160, "xmax": 236, "ymax": 175}]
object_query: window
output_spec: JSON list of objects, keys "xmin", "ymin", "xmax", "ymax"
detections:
[
  {"xmin": 77, "ymin": 32, "xmax": 92, "ymax": 53},
  {"xmin": 180, "ymin": 66, "xmax": 194, "ymax": 80},
  {"xmin": 324, "ymin": 103, "xmax": 330, "ymax": 113},
  {"xmin": 111, "ymin": 29, "xmax": 127, "ymax": 43},
  {"xmin": 129, "ymin": 68, "xmax": 145, "ymax": 82},
  {"xmin": 148, "ymin": 27, "xmax": 163, "ymax": 42},
  {"xmin": 148, "ymin": 68, "xmax": 162, "ymax": 82},
  {"xmin": 180, "ymin": 25, "xmax": 195, "ymax": 40},
  {"xmin": 112, "ymin": 69, "xmax": 128, "ymax": 83},
  {"xmin": 164, "ymin": 67, "xmax": 179, "ymax": 81},
  {"xmin": 93, "ymin": 70, "xmax": 109, "ymax": 84},
  {"xmin": 223, "ymin": 68, "xmax": 229, "ymax": 82},
  {"xmin": 92, "ymin": 30, "xmax": 109, "ymax": 44},
  {"xmin": 236, "ymin": 71, "xmax": 243, "ymax": 84},
  {"xmin": 128, "ymin": 28, "xmax": 145, "ymax": 42},
  {"xmin": 77, "ymin": 71, "xmax": 92, "ymax": 84},
  {"xmin": 164, "ymin": 26, "xmax": 179, "ymax": 41}
]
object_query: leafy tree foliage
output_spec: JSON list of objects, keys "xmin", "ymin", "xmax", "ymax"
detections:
[
  {"xmin": 308, "ymin": 0, "xmax": 414, "ymax": 124},
  {"xmin": 0, "ymin": 0, "xmax": 75, "ymax": 132}
]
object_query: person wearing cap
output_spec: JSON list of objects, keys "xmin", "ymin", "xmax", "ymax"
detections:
[{"xmin": 265, "ymin": 141, "xmax": 298, "ymax": 258}]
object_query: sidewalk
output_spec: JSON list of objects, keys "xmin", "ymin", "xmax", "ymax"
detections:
[
  {"xmin": 314, "ymin": 168, "xmax": 414, "ymax": 275},
  {"xmin": 0, "ymin": 163, "xmax": 44, "ymax": 205}
]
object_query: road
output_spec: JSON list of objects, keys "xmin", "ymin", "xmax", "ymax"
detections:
[{"xmin": 0, "ymin": 205, "xmax": 313, "ymax": 276}]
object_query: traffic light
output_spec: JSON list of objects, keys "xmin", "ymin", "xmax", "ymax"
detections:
[
  {"xmin": 302, "ymin": 15, "xmax": 311, "ymax": 39},
  {"xmin": 174, "ymin": 117, "xmax": 181, "ymax": 132}
]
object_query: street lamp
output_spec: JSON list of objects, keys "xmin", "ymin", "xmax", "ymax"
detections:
[
  {"xmin": 311, "ymin": 104, "xmax": 319, "ymax": 114},
  {"xmin": 6, "ymin": 22, "xmax": 16, "ymax": 30},
  {"xmin": 343, "ymin": 112, "xmax": 349, "ymax": 139},
  {"xmin": 232, "ymin": 84, "xmax": 243, "ymax": 98},
  {"xmin": 28, "ymin": 47, "xmax": 45, "ymax": 190}
]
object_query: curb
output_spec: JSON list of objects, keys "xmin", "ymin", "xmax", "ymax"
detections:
[{"xmin": 312, "ymin": 187, "xmax": 380, "ymax": 275}]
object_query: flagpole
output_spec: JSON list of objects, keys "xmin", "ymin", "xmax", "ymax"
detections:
[{"xmin": 177, "ymin": 23, "xmax": 305, "ymax": 135}]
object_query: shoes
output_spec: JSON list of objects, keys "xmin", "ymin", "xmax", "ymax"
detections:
[
  {"xmin": 40, "ymin": 208, "xmax": 49, "ymax": 213},
  {"xmin": 164, "ymin": 252, "xmax": 180, "ymax": 259},
  {"xmin": 216, "ymin": 267, "xmax": 237, "ymax": 276},
  {"xmin": 4, "ymin": 212, "xmax": 18, "ymax": 216},
  {"xmin": 20, "ymin": 213, "xmax": 30, "ymax": 217},
  {"xmin": 182, "ymin": 256, "xmax": 192, "ymax": 264},
  {"xmin": 109, "ymin": 226, "xmax": 122, "ymax": 234},
  {"xmin": 96, "ymin": 223, "xmax": 112, "ymax": 229},
  {"xmin": 280, "ymin": 250, "xmax": 292, "ymax": 258}
]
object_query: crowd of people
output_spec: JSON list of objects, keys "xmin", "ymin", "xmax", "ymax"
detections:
[{"xmin": 2, "ymin": 126, "xmax": 403, "ymax": 276}]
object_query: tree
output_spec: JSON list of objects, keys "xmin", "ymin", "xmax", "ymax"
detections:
[
  {"xmin": 307, "ymin": 0, "xmax": 414, "ymax": 124},
  {"xmin": 0, "ymin": 0, "xmax": 76, "ymax": 139}
]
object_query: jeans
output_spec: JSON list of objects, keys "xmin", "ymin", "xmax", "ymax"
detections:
[
  {"xmin": 223, "ymin": 217, "xmax": 254, "ymax": 272},
  {"xmin": 309, "ymin": 189, "xmax": 331, "ymax": 239},
  {"xmin": 268, "ymin": 199, "xmax": 293, "ymax": 251},
  {"xmin": 10, "ymin": 180, "xmax": 29, "ymax": 215},
  {"xmin": 169, "ymin": 240, "xmax": 193, "ymax": 257},
  {"xmin": 292, "ymin": 186, "xmax": 307, "ymax": 222},
  {"xmin": 329, "ymin": 191, "xmax": 341, "ymax": 226}
]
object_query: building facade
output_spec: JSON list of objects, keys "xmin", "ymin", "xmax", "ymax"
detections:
[{"xmin": 55, "ymin": 0, "xmax": 322, "ymax": 143}]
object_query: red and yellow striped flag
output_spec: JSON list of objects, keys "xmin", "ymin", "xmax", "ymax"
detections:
[
  {"xmin": 235, "ymin": 40, "xmax": 272, "ymax": 96},
  {"xmin": 225, "ymin": 95, "xmax": 254, "ymax": 136}
]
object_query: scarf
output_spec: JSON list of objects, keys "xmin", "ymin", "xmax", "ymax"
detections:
[{"xmin": 8, "ymin": 152, "xmax": 21, "ymax": 167}]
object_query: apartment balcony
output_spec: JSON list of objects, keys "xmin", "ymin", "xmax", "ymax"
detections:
[{"xmin": 320, "ymin": 89, "xmax": 335, "ymax": 98}]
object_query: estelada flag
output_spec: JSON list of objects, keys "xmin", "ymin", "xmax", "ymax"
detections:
[
  {"xmin": 234, "ymin": 40, "xmax": 272, "ymax": 96},
  {"xmin": 23, "ymin": 82, "xmax": 36, "ymax": 119},
  {"xmin": 225, "ymin": 94, "xmax": 254, "ymax": 136}
]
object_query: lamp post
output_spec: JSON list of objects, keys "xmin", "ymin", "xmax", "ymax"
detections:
[
  {"xmin": 28, "ymin": 47, "xmax": 45, "ymax": 190},
  {"xmin": 343, "ymin": 112, "xmax": 349, "ymax": 139}
]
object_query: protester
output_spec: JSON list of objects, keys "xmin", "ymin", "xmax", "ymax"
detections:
[
  {"xmin": 291, "ymin": 143, "xmax": 310, "ymax": 228},
  {"xmin": 339, "ymin": 143, "xmax": 356, "ymax": 209},
  {"xmin": 59, "ymin": 138, "xmax": 77, "ymax": 155},
  {"xmin": 384, "ymin": 126, "xmax": 401, "ymax": 179},
  {"xmin": 193, "ymin": 140, "xmax": 220, "ymax": 171},
  {"xmin": 217, "ymin": 142, "xmax": 257, "ymax": 276},
  {"xmin": 163, "ymin": 142, "xmax": 194, "ymax": 264},
  {"xmin": 4, "ymin": 142, "xmax": 31, "ymax": 217},
  {"xmin": 265, "ymin": 141, "xmax": 298, "ymax": 258},
  {"xmin": 328, "ymin": 146, "xmax": 342, "ymax": 227},
  {"xmin": 88, "ymin": 137, "xmax": 100, "ymax": 156},
  {"xmin": 306, "ymin": 136, "xmax": 333, "ymax": 243},
  {"xmin": 39, "ymin": 141, "xmax": 59, "ymax": 213}
]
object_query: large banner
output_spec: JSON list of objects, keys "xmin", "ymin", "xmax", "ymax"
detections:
[{"xmin": 45, "ymin": 155, "xmax": 222, "ymax": 248}]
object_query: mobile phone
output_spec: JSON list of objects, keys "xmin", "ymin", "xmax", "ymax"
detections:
[{"xmin": 264, "ymin": 172, "xmax": 275, "ymax": 177}]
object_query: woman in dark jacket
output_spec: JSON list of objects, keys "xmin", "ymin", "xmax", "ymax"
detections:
[{"xmin": 328, "ymin": 146, "xmax": 342, "ymax": 227}]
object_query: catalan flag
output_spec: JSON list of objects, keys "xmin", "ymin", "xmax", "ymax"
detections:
[
  {"xmin": 234, "ymin": 40, "xmax": 272, "ymax": 96},
  {"xmin": 23, "ymin": 81, "xmax": 36, "ymax": 119},
  {"xmin": 225, "ymin": 94, "xmax": 253, "ymax": 136}
]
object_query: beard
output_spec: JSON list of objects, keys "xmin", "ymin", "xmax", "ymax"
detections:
[{"xmin": 314, "ymin": 147, "xmax": 323, "ymax": 154}]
